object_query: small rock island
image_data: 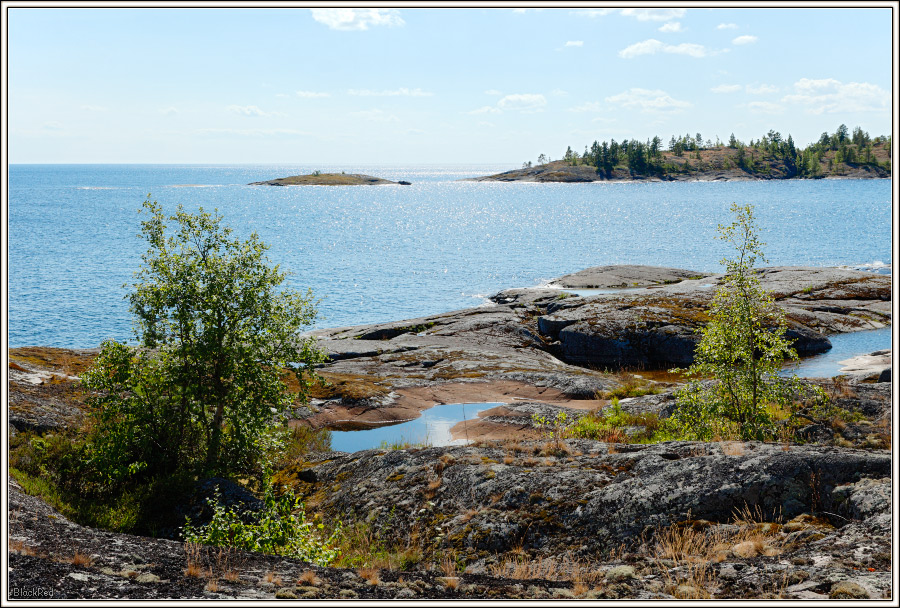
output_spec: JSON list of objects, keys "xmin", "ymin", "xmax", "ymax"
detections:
[{"xmin": 249, "ymin": 172, "xmax": 408, "ymax": 186}]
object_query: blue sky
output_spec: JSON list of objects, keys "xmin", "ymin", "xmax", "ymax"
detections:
[{"xmin": 7, "ymin": 6, "xmax": 895, "ymax": 164}]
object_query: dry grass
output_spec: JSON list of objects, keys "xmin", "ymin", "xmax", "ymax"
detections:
[
  {"xmin": 357, "ymin": 566, "xmax": 380, "ymax": 586},
  {"xmin": 425, "ymin": 477, "xmax": 442, "ymax": 495},
  {"xmin": 298, "ymin": 570, "xmax": 321, "ymax": 586},
  {"xmin": 651, "ymin": 506, "xmax": 786, "ymax": 597},
  {"xmin": 9, "ymin": 539, "xmax": 40, "ymax": 557},
  {"xmin": 222, "ymin": 570, "xmax": 240, "ymax": 583},
  {"xmin": 205, "ymin": 579, "xmax": 219, "ymax": 592},
  {"xmin": 490, "ymin": 555, "xmax": 603, "ymax": 584},
  {"xmin": 459, "ymin": 509, "xmax": 479, "ymax": 524},
  {"xmin": 572, "ymin": 580, "xmax": 591, "ymax": 596},
  {"xmin": 440, "ymin": 556, "xmax": 458, "ymax": 577},
  {"xmin": 263, "ymin": 570, "xmax": 283, "ymax": 586},
  {"xmin": 184, "ymin": 542, "xmax": 205, "ymax": 578},
  {"xmin": 71, "ymin": 551, "xmax": 93, "ymax": 567},
  {"xmin": 720, "ymin": 441, "xmax": 745, "ymax": 456},
  {"xmin": 876, "ymin": 417, "xmax": 891, "ymax": 450}
]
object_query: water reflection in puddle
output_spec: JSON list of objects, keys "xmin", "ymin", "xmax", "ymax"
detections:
[
  {"xmin": 329, "ymin": 402, "xmax": 501, "ymax": 453},
  {"xmin": 782, "ymin": 326, "xmax": 892, "ymax": 378}
]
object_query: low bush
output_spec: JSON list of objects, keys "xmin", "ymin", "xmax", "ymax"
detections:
[{"xmin": 182, "ymin": 475, "xmax": 342, "ymax": 567}]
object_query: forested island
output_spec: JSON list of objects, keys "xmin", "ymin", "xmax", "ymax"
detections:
[{"xmin": 470, "ymin": 125, "xmax": 891, "ymax": 182}]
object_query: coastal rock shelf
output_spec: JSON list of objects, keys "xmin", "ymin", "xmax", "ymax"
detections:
[
  {"xmin": 249, "ymin": 173, "xmax": 407, "ymax": 186},
  {"xmin": 6, "ymin": 263, "xmax": 893, "ymax": 600},
  {"xmin": 307, "ymin": 265, "xmax": 890, "ymax": 411}
]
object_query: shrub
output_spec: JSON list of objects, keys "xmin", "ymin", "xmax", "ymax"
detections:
[
  {"xmin": 670, "ymin": 204, "xmax": 823, "ymax": 441},
  {"xmin": 182, "ymin": 474, "xmax": 341, "ymax": 567}
]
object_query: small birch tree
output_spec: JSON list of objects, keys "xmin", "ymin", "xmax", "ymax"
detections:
[{"xmin": 670, "ymin": 203, "xmax": 813, "ymax": 441}]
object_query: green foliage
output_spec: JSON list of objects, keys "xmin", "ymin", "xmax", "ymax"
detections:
[
  {"xmin": 532, "ymin": 411, "xmax": 569, "ymax": 450},
  {"xmin": 81, "ymin": 197, "xmax": 326, "ymax": 486},
  {"xmin": 670, "ymin": 204, "xmax": 823, "ymax": 441},
  {"xmin": 568, "ymin": 403, "xmax": 671, "ymax": 444},
  {"xmin": 182, "ymin": 475, "xmax": 342, "ymax": 566}
]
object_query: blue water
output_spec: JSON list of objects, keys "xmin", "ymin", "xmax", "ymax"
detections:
[
  {"xmin": 329, "ymin": 402, "xmax": 497, "ymax": 452},
  {"xmin": 7, "ymin": 164, "xmax": 893, "ymax": 348},
  {"xmin": 783, "ymin": 327, "xmax": 893, "ymax": 378}
]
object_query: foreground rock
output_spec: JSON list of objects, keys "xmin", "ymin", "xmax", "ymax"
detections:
[
  {"xmin": 838, "ymin": 350, "xmax": 892, "ymax": 383},
  {"xmin": 249, "ymin": 173, "xmax": 404, "ymax": 186}
]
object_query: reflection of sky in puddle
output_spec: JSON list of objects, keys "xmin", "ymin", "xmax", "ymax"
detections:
[
  {"xmin": 781, "ymin": 326, "xmax": 892, "ymax": 378},
  {"xmin": 330, "ymin": 402, "xmax": 501, "ymax": 453}
]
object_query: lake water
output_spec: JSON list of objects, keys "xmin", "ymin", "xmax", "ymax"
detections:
[
  {"xmin": 329, "ymin": 402, "xmax": 498, "ymax": 452},
  {"xmin": 781, "ymin": 326, "xmax": 893, "ymax": 378},
  {"xmin": 7, "ymin": 165, "xmax": 893, "ymax": 350}
]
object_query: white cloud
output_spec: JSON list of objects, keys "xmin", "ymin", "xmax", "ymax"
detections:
[
  {"xmin": 296, "ymin": 90, "xmax": 330, "ymax": 98},
  {"xmin": 658, "ymin": 22, "xmax": 683, "ymax": 33},
  {"xmin": 605, "ymin": 88, "xmax": 691, "ymax": 112},
  {"xmin": 619, "ymin": 39, "xmax": 709, "ymax": 58},
  {"xmin": 467, "ymin": 105, "xmax": 502, "ymax": 115},
  {"xmin": 577, "ymin": 8, "xmax": 686, "ymax": 21},
  {"xmin": 717, "ymin": 23, "xmax": 738, "ymax": 29},
  {"xmin": 227, "ymin": 105, "xmax": 275, "ymax": 117},
  {"xmin": 348, "ymin": 87, "xmax": 433, "ymax": 97},
  {"xmin": 551, "ymin": 89, "xmax": 568, "ymax": 97},
  {"xmin": 351, "ymin": 109, "xmax": 400, "ymax": 122},
  {"xmin": 732, "ymin": 35, "xmax": 758, "ymax": 45},
  {"xmin": 782, "ymin": 78, "xmax": 889, "ymax": 114},
  {"xmin": 43, "ymin": 122, "xmax": 64, "ymax": 131},
  {"xmin": 621, "ymin": 8, "xmax": 687, "ymax": 21},
  {"xmin": 310, "ymin": 8, "xmax": 404, "ymax": 31},
  {"xmin": 746, "ymin": 84, "xmax": 779, "ymax": 95},
  {"xmin": 576, "ymin": 8, "xmax": 614, "ymax": 17},
  {"xmin": 497, "ymin": 93, "xmax": 547, "ymax": 112},
  {"xmin": 711, "ymin": 84, "xmax": 742, "ymax": 94},
  {"xmin": 484, "ymin": 89, "xmax": 502, "ymax": 96},
  {"xmin": 81, "ymin": 104, "xmax": 107, "ymax": 112},
  {"xmin": 565, "ymin": 40, "xmax": 584, "ymax": 47},
  {"xmin": 747, "ymin": 101, "xmax": 784, "ymax": 114},
  {"xmin": 569, "ymin": 101, "xmax": 605, "ymax": 112},
  {"xmin": 159, "ymin": 106, "xmax": 179, "ymax": 115},
  {"xmin": 195, "ymin": 128, "xmax": 307, "ymax": 137}
]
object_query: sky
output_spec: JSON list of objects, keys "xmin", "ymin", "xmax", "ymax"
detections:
[{"xmin": 6, "ymin": 6, "xmax": 896, "ymax": 165}]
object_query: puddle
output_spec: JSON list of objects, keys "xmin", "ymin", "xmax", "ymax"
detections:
[
  {"xmin": 329, "ymin": 402, "xmax": 501, "ymax": 453},
  {"xmin": 781, "ymin": 326, "xmax": 892, "ymax": 378}
]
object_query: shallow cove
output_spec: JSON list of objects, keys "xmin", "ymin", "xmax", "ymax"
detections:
[
  {"xmin": 329, "ymin": 402, "xmax": 501, "ymax": 452},
  {"xmin": 782, "ymin": 326, "xmax": 892, "ymax": 378}
]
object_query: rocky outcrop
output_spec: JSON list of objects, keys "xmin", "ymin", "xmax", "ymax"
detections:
[
  {"xmin": 307, "ymin": 266, "xmax": 890, "ymax": 414},
  {"xmin": 552, "ymin": 265, "xmax": 709, "ymax": 289},
  {"xmin": 838, "ymin": 350, "xmax": 892, "ymax": 383},
  {"xmin": 249, "ymin": 173, "xmax": 400, "ymax": 186}
]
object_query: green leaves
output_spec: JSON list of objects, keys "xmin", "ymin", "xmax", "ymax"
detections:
[
  {"xmin": 181, "ymin": 478, "xmax": 342, "ymax": 566},
  {"xmin": 671, "ymin": 204, "xmax": 820, "ymax": 441},
  {"xmin": 83, "ymin": 197, "xmax": 326, "ymax": 487}
]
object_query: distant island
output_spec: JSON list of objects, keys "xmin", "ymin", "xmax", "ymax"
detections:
[
  {"xmin": 468, "ymin": 124, "xmax": 891, "ymax": 182},
  {"xmin": 250, "ymin": 172, "xmax": 410, "ymax": 186}
]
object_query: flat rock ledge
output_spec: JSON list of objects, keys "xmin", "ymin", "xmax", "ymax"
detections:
[
  {"xmin": 306, "ymin": 266, "xmax": 890, "ymax": 422},
  {"xmin": 249, "ymin": 173, "xmax": 402, "ymax": 186}
]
